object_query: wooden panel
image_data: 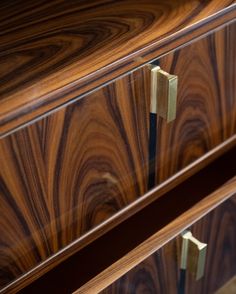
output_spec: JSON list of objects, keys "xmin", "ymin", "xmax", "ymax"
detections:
[
  {"xmin": 3, "ymin": 138, "xmax": 236, "ymax": 294},
  {"xmin": 0, "ymin": 69, "xmax": 149, "ymax": 289},
  {"xmin": 155, "ymin": 22, "xmax": 236, "ymax": 184},
  {"xmin": 1, "ymin": 22, "xmax": 236, "ymax": 292},
  {"xmin": 102, "ymin": 239, "xmax": 180, "ymax": 294},
  {"xmin": 185, "ymin": 196, "xmax": 236, "ymax": 293},
  {"xmin": 74, "ymin": 147, "xmax": 236, "ymax": 294},
  {"xmin": 0, "ymin": 1, "xmax": 235, "ymax": 136},
  {"xmin": 101, "ymin": 192, "xmax": 236, "ymax": 294}
]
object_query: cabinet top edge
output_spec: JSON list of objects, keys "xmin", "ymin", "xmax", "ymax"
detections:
[{"xmin": 0, "ymin": 0, "xmax": 235, "ymax": 137}]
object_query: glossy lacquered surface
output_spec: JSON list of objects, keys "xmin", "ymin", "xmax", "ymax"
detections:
[
  {"xmin": 0, "ymin": 22, "xmax": 236, "ymax": 291},
  {"xmin": 0, "ymin": 0, "xmax": 235, "ymax": 136},
  {"xmin": 155, "ymin": 22, "xmax": 236, "ymax": 184},
  {"xmin": 16, "ymin": 146, "xmax": 236, "ymax": 294},
  {"xmin": 101, "ymin": 192, "xmax": 236, "ymax": 294},
  {"xmin": 0, "ymin": 69, "xmax": 150, "ymax": 289}
]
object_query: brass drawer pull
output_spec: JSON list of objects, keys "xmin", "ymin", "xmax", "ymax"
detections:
[
  {"xmin": 149, "ymin": 65, "xmax": 178, "ymax": 122},
  {"xmin": 180, "ymin": 231, "xmax": 207, "ymax": 280}
]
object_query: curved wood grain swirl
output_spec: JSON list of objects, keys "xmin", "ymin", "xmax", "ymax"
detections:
[
  {"xmin": 0, "ymin": 22, "xmax": 236, "ymax": 290},
  {"xmin": 101, "ymin": 192, "xmax": 236, "ymax": 294},
  {"xmin": 0, "ymin": 69, "xmax": 150, "ymax": 289},
  {"xmin": 0, "ymin": 21, "xmax": 235, "ymax": 293},
  {"xmin": 155, "ymin": 22, "xmax": 236, "ymax": 184},
  {"xmin": 0, "ymin": 0, "xmax": 235, "ymax": 136}
]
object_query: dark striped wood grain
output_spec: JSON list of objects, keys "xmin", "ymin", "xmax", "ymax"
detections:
[
  {"xmin": 185, "ymin": 194, "xmax": 236, "ymax": 293},
  {"xmin": 101, "ymin": 239, "xmax": 180, "ymax": 294},
  {"xmin": 1, "ymin": 22, "xmax": 236, "ymax": 291},
  {"xmin": 0, "ymin": 0, "xmax": 235, "ymax": 136},
  {"xmin": 0, "ymin": 69, "xmax": 150, "ymax": 289},
  {"xmin": 101, "ymin": 192, "xmax": 236, "ymax": 294},
  {"xmin": 14, "ymin": 146, "xmax": 236, "ymax": 294},
  {"xmin": 102, "ymin": 238, "xmax": 180, "ymax": 294},
  {"xmin": 2, "ymin": 140, "xmax": 235, "ymax": 294},
  {"xmin": 155, "ymin": 22, "xmax": 236, "ymax": 184}
]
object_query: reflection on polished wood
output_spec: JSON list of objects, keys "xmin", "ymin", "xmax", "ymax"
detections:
[
  {"xmin": 0, "ymin": 1, "xmax": 235, "ymax": 293},
  {"xmin": 0, "ymin": 69, "xmax": 149, "ymax": 289},
  {"xmin": 155, "ymin": 22, "xmax": 236, "ymax": 184},
  {"xmin": 0, "ymin": 0, "xmax": 235, "ymax": 136},
  {"xmin": 100, "ymin": 192, "xmax": 236, "ymax": 294},
  {"xmin": 1, "ymin": 20, "xmax": 236, "ymax": 293}
]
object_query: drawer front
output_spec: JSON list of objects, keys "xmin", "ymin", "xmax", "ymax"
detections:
[
  {"xmin": 0, "ymin": 70, "xmax": 150, "ymax": 288},
  {"xmin": 102, "ymin": 192, "xmax": 236, "ymax": 294},
  {"xmin": 154, "ymin": 22, "xmax": 236, "ymax": 185},
  {"xmin": 0, "ymin": 23, "xmax": 235, "ymax": 290}
]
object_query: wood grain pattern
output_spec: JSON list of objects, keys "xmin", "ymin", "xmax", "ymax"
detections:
[
  {"xmin": 0, "ymin": 69, "xmax": 150, "ymax": 289},
  {"xmin": 2, "ymin": 137, "xmax": 236, "ymax": 294},
  {"xmin": 0, "ymin": 0, "xmax": 235, "ymax": 136},
  {"xmin": 76, "ymin": 174, "xmax": 236, "ymax": 293},
  {"xmin": 1, "ymin": 22, "xmax": 236, "ymax": 292},
  {"xmin": 184, "ymin": 197, "xmax": 236, "ymax": 293},
  {"xmin": 13, "ymin": 146, "xmax": 236, "ymax": 294},
  {"xmin": 155, "ymin": 22, "xmax": 236, "ymax": 184},
  {"xmin": 102, "ymin": 238, "xmax": 180, "ymax": 294},
  {"xmin": 101, "ymin": 193, "xmax": 236, "ymax": 294},
  {"xmin": 102, "ymin": 240, "xmax": 180, "ymax": 294}
]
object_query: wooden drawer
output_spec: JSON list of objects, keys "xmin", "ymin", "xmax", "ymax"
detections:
[
  {"xmin": 152, "ymin": 22, "xmax": 236, "ymax": 186},
  {"xmin": 16, "ymin": 145, "xmax": 236, "ymax": 294},
  {"xmin": 0, "ymin": 22, "xmax": 235, "ymax": 291},
  {"xmin": 73, "ymin": 147, "xmax": 236, "ymax": 294},
  {"xmin": 0, "ymin": 70, "xmax": 150, "ymax": 289},
  {"xmin": 101, "ymin": 192, "xmax": 236, "ymax": 294}
]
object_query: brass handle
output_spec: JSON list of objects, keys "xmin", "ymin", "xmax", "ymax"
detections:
[
  {"xmin": 149, "ymin": 65, "xmax": 178, "ymax": 122},
  {"xmin": 180, "ymin": 231, "xmax": 207, "ymax": 280}
]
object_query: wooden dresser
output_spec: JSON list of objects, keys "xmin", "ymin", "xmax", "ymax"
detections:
[{"xmin": 0, "ymin": 1, "xmax": 235, "ymax": 293}]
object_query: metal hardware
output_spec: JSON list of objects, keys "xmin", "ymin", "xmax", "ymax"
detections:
[
  {"xmin": 180, "ymin": 231, "xmax": 207, "ymax": 280},
  {"xmin": 149, "ymin": 64, "xmax": 178, "ymax": 122}
]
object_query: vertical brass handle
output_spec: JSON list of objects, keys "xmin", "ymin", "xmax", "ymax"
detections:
[
  {"xmin": 149, "ymin": 65, "xmax": 178, "ymax": 122},
  {"xmin": 180, "ymin": 231, "xmax": 207, "ymax": 280}
]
